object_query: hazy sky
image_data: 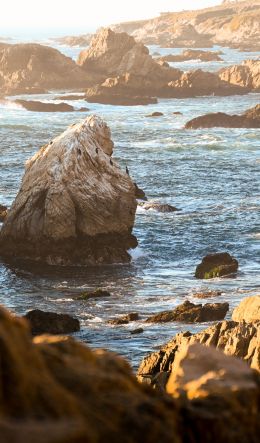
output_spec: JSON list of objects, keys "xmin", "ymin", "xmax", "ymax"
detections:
[{"xmin": 1, "ymin": 0, "xmax": 221, "ymax": 35}]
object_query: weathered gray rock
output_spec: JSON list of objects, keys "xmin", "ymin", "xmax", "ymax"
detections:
[{"xmin": 0, "ymin": 115, "xmax": 138, "ymax": 266}]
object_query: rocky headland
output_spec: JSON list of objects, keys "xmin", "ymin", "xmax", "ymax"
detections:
[
  {"xmin": 0, "ymin": 115, "xmax": 138, "ymax": 265},
  {"xmin": 111, "ymin": 1, "xmax": 260, "ymax": 51},
  {"xmin": 185, "ymin": 104, "xmax": 260, "ymax": 129}
]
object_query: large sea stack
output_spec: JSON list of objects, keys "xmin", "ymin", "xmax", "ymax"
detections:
[{"xmin": 0, "ymin": 115, "xmax": 138, "ymax": 265}]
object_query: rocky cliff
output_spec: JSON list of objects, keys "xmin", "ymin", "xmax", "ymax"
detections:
[
  {"xmin": 219, "ymin": 59, "xmax": 260, "ymax": 90},
  {"xmin": 0, "ymin": 43, "xmax": 92, "ymax": 95},
  {"xmin": 111, "ymin": 1, "xmax": 260, "ymax": 50},
  {"xmin": 0, "ymin": 115, "xmax": 137, "ymax": 265}
]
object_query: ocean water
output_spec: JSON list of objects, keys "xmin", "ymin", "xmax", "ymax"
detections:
[{"xmin": 0, "ymin": 44, "xmax": 259, "ymax": 369}]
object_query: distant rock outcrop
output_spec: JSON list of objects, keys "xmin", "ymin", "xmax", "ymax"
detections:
[
  {"xmin": 219, "ymin": 59, "xmax": 260, "ymax": 90},
  {"xmin": 51, "ymin": 34, "xmax": 93, "ymax": 47},
  {"xmin": 185, "ymin": 104, "xmax": 260, "ymax": 129},
  {"xmin": 0, "ymin": 115, "xmax": 138, "ymax": 266},
  {"xmin": 0, "ymin": 43, "xmax": 92, "ymax": 94},
  {"xmin": 111, "ymin": 1, "xmax": 260, "ymax": 51},
  {"xmin": 157, "ymin": 49, "xmax": 223, "ymax": 63}
]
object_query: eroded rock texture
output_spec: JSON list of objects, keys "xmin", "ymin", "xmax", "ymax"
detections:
[
  {"xmin": 0, "ymin": 305, "xmax": 180, "ymax": 443},
  {"xmin": 219, "ymin": 59, "xmax": 260, "ymax": 90},
  {"xmin": 0, "ymin": 115, "xmax": 137, "ymax": 265},
  {"xmin": 138, "ymin": 320, "xmax": 260, "ymax": 386}
]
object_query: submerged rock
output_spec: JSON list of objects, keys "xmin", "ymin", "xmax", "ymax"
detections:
[
  {"xmin": 146, "ymin": 111, "xmax": 164, "ymax": 117},
  {"xmin": 0, "ymin": 304, "xmax": 180, "ymax": 442},
  {"xmin": 140, "ymin": 202, "xmax": 180, "ymax": 213},
  {"xmin": 195, "ymin": 252, "xmax": 238, "ymax": 279},
  {"xmin": 185, "ymin": 104, "xmax": 260, "ymax": 129},
  {"xmin": 24, "ymin": 309, "xmax": 80, "ymax": 335},
  {"xmin": 0, "ymin": 115, "xmax": 138, "ymax": 266},
  {"xmin": 232, "ymin": 295, "xmax": 260, "ymax": 323},
  {"xmin": 146, "ymin": 300, "xmax": 229, "ymax": 323},
  {"xmin": 137, "ymin": 319, "xmax": 260, "ymax": 387},
  {"xmin": 0, "ymin": 204, "xmax": 7, "ymax": 222},
  {"xmin": 108, "ymin": 312, "xmax": 139, "ymax": 325},
  {"xmin": 166, "ymin": 343, "xmax": 260, "ymax": 443},
  {"xmin": 131, "ymin": 327, "xmax": 144, "ymax": 334},
  {"xmin": 77, "ymin": 288, "xmax": 111, "ymax": 300},
  {"xmin": 15, "ymin": 99, "xmax": 89, "ymax": 113}
]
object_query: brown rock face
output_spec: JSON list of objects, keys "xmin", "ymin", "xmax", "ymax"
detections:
[
  {"xmin": 137, "ymin": 320, "xmax": 260, "ymax": 387},
  {"xmin": 195, "ymin": 252, "xmax": 239, "ymax": 279},
  {"xmin": 0, "ymin": 43, "xmax": 92, "ymax": 94},
  {"xmin": 185, "ymin": 104, "xmax": 260, "ymax": 129},
  {"xmin": 146, "ymin": 300, "xmax": 229, "ymax": 323},
  {"xmin": 0, "ymin": 305, "xmax": 180, "ymax": 443},
  {"xmin": 167, "ymin": 68, "xmax": 248, "ymax": 97},
  {"xmin": 0, "ymin": 203, "xmax": 7, "ymax": 222},
  {"xmin": 166, "ymin": 343, "xmax": 260, "ymax": 443},
  {"xmin": 219, "ymin": 59, "xmax": 260, "ymax": 90},
  {"xmin": 24, "ymin": 310, "xmax": 80, "ymax": 335},
  {"xmin": 232, "ymin": 295, "xmax": 260, "ymax": 323},
  {"xmin": 0, "ymin": 115, "xmax": 138, "ymax": 266}
]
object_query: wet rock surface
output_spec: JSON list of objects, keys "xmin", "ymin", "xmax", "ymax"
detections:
[
  {"xmin": 146, "ymin": 300, "xmax": 229, "ymax": 323},
  {"xmin": 14, "ymin": 99, "xmax": 89, "ymax": 113},
  {"xmin": 76, "ymin": 289, "xmax": 111, "ymax": 300},
  {"xmin": 0, "ymin": 115, "xmax": 138, "ymax": 266},
  {"xmin": 24, "ymin": 309, "xmax": 80, "ymax": 335},
  {"xmin": 140, "ymin": 202, "xmax": 180, "ymax": 213},
  {"xmin": 185, "ymin": 104, "xmax": 260, "ymax": 129},
  {"xmin": 108, "ymin": 312, "xmax": 139, "ymax": 325},
  {"xmin": 195, "ymin": 252, "xmax": 239, "ymax": 278}
]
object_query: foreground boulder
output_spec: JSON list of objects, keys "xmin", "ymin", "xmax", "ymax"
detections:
[
  {"xmin": 0, "ymin": 305, "xmax": 180, "ymax": 442},
  {"xmin": 0, "ymin": 304, "xmax": 259, "ymax": 443},
  {"xmin": 166, "ymin": 343, "xmax": 260, "ymax": 443},
  {"xmin": 137, "ymin": 319, "xmax": 260, "ymax": 387},
  {"xmin": 146, "ymin": 300, "xmax": 229, "ymax": 323},
  {"xmin": 232, "ymin": 295, "xmax": 260, "ymax": 324},
  {"xmin": 0, "ymin": 115, "xmax": 138, "ymax": 266},
  {"xmin": 14, "ymin": 99, "xmax": 89, "ymax": 113},
  {"xmin": 195, "ymin": 252, "xmax": 238, "ymax": 279},
  {"xmin": 219, "ymin": 59, "xmax": 260, "ymax": 91},
  {"xmin": 24, "ymin": 309, "xmax": 80, "ymax": 335},
  {"xmin": 185, "ymin": 104, "xmax": 260, "ymax": 129},
  {"xmin": 0, "ymin": 43, "xmax": 93, "ymax": 94}
]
